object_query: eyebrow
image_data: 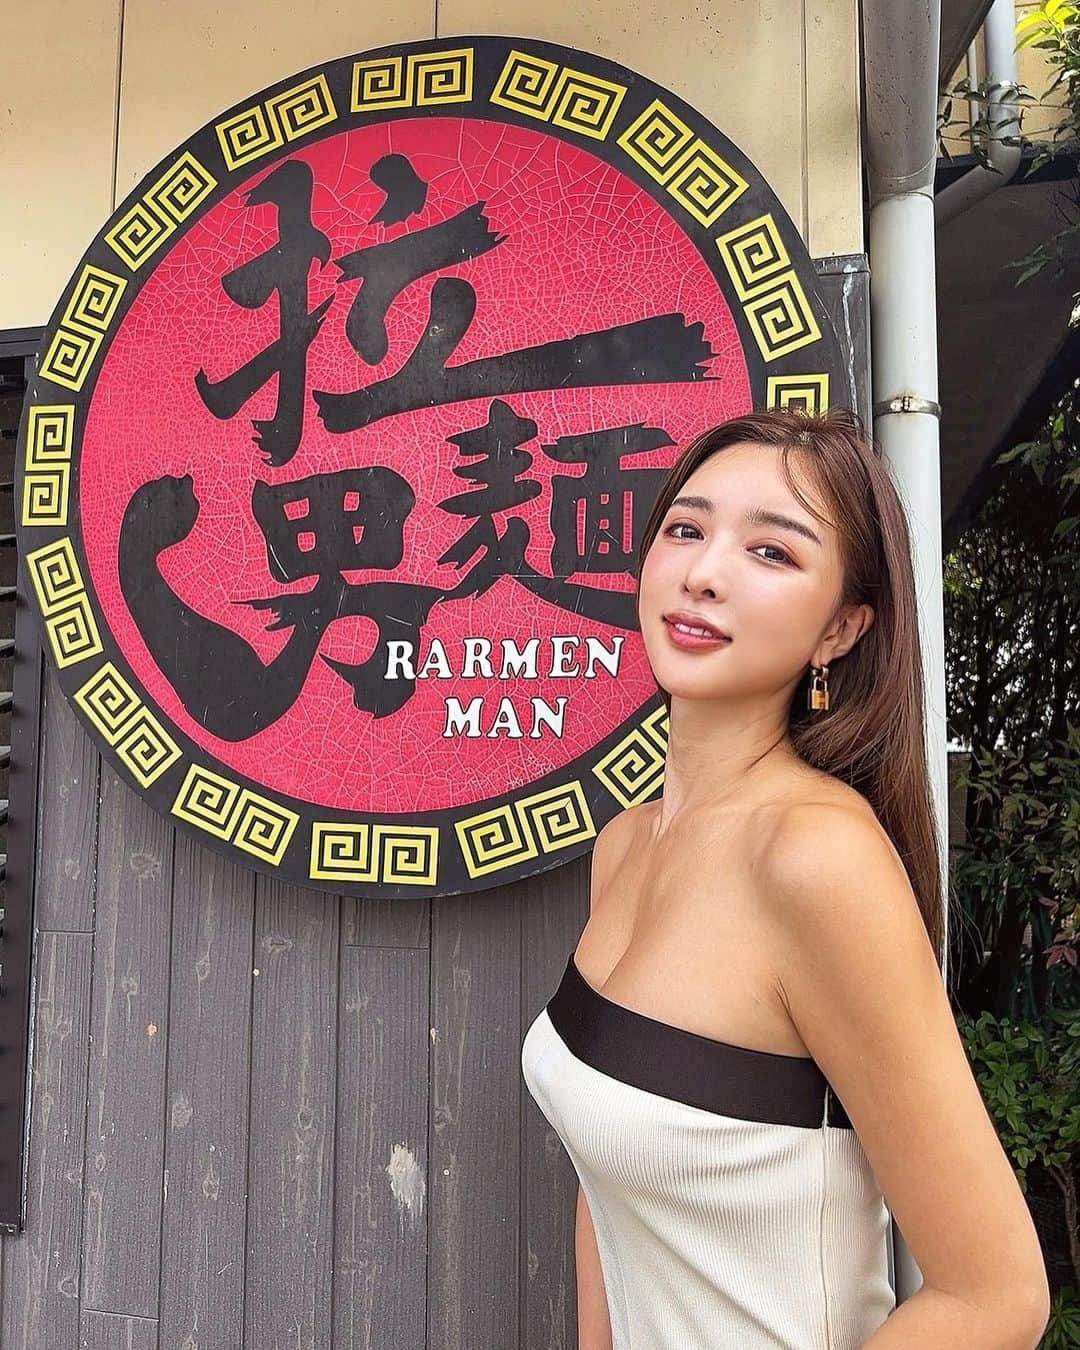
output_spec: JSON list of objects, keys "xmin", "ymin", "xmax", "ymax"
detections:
[{"xmin": 668, "ymin": 495, "xmax": 824, "ymax": 548}]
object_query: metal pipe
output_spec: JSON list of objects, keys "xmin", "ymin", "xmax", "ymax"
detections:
[
  {"xmin": 937, "ymin": 0, "xmax": 1021, "ymax": 223},
  {"xmin": 860, "ymin": 0, "xmax": 947, "ymax": 1306}
]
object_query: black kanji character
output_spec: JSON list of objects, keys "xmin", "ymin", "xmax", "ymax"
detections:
[
  {"xmin": 251, "ymin": 466, "xmax": 414, "ymax": 582},
  {"xmin": 194, "ymin": 159, "xmax": 331, "ymax": 467},
  {"xmin": 315, "ymin": 275, "xmax": 714, "ymax": 433}
]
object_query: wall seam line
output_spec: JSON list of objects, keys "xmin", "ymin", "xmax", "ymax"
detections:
[
  {"xmin": 801, "ymin": 0, "xmax": 811, "ymax": 245},
  {"xmin": 152, "ymin": 825, "xmax": 179, "ymax": 1325},
  {"xmin": 109, "ymin": 0, "xmax": 126, "ymax": 213}
]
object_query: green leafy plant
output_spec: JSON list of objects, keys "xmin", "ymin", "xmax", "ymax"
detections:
[
  {"xmin": 938, "ymin": 10, "xmax": 1080, "ymax": 1338},
  {"xmin": 950, "ymin": 726, "xmax": 1080, "ymax": 1017},
  {"xmin": 958, "ymin": 1011, "xmax": 1079, "ymax": 1287},
  {"xmin": 1042, "ymin": 1285, "xmax": 1080, "ymax": 1350},
  {"xmin": 945, "ymin": 381, "xmax": 1080, "ymax": 1022},
  {"xmin": 937, "ymin": 2, "xmax": 1080, "ymax": 290}
]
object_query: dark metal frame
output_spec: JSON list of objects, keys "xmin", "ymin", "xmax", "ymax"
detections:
[
  {"xmin": 935, "ymin": 139, "xmax": 1080, "ymax": 189},
  {"xmin": 0, "ymin": 328, "xmax": 44, "ymax": 1233}
]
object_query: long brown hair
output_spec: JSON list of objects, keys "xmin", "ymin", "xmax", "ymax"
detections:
[{"xmin": 635, "ymin": 406, "xmax": 945, "ymax": 964}]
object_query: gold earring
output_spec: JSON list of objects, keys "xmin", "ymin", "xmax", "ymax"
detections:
[{"xmin": 807, "ymin": 663, "xmax": 830, "ymax": 712}]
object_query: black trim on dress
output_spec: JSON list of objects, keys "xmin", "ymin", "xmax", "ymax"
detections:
[{"xmin": 545, "ymin": 952, "xmax": 852, "ymax": 1130}]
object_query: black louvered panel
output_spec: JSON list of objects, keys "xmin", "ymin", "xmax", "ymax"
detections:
[{"xmin": 0, "ymin": 347, "xmax": 44, "ymax": 1233}]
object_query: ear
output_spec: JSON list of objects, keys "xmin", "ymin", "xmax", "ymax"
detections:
[{"xmin": 816, "ymin": 603, "xmax": 874, "ymax": 665}]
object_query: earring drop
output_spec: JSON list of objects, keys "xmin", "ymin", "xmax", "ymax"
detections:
[{"xmin": 807, "ymin": 663, "xmax": 830, "ymax": 712}]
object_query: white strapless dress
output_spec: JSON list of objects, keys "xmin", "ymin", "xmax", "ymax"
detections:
[{"xmin": 520, "ymin": 951, "xmax": 896, "ymax": 1349}]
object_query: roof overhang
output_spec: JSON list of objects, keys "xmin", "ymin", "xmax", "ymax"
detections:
[
  {"xmin": 935, "ymin": 148, "xmax": 1080, "ymax": 541},
  {"xmin": 941, "ymin": 0, "xmax": 995, "ymax": 79}
]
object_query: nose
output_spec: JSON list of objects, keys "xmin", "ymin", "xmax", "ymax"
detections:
[{"xmin": 682, "ymin": 542, "xmax": 725, "ymax": 600}]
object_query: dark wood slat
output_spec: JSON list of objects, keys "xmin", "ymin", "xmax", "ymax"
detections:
[
  {"xmin": 81, "ymin": 766, "xmax": 175, "ymax": 1316},
  {"xmin": 81, "ymin": 1309, "xmax": 158, "ymax": 1349},
  {"xmin": 244, "ymin": 878, "xmax": 338, "ymax": 1349},
  {"xmin": 334, "ymin": 946, "xmax": 428, "ymax": 1350},
  {"xmin": 428, "ymin": 887, "xmax": 521, "ymax": 1350},
  {"xmin": 342, "ymin": 894, "xmax": 428, "ymax": 947},
  {"xmin": 0, "ymin": 598, "xmax": 43, "ymax": 1230},
  {"xmin": 34, "ymin": 671, "xmax": 100, "ymax": 932},
  {"xmin": 158, "ymin": 836, "xmax": 255, "ymax": 1350},
  {"xmin": 520, "ymin": 856, "xmax": 591, "ymax": 1350},
  {"xmin": 0, "ymin": 932, "xmax": 93, "ymax": 1349}
]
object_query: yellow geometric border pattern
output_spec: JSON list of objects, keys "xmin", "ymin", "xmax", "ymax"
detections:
[
  {"xmin": 172, "ymin": 764, "xmax": 299, "ymax": 866},
  {"xmin": 765, "ymin": 373, "xmax": 830, "ymax": 414},
  {"xmin": 490, "ymin": 50, "xmax": 625, "ymax": 141},
  {"xmin": 104, "ymin": 150, "xmax": 217, "ymax": 270},
  {"xmin": 22, "ymin": 405, "xmax": 75, "ymax": 527},
  {"xmin": 25, "ymin": 537, "xmax": 103, "ymax": 669},
  {"xmin": 592, "ymin": 704, "xmax": 669, "ymax": 808},
  {"xmin": 310, "ymin": 821, "xmax": 439, "ymax": 886},
  {"xmin": 39, "ymin": 265, "xmax": 127, "ymax": 392},
  {"xmin": 455, "ymin": 780, "xmax": 596, "ymax": 879},
  {"xmin": 715, "ymin": 213, "xmax": 821, "ymax": 361},
  {"xmin": 617, "ymin": 98, "xmax": 748, "ymax": 226},
  {"xmin": 352, "ymin": 48, "xmax": 474, "ymax": 112},
  {"xmin": 73, "ymin": 662, "xmax": 181, "ymax": 788},
  {"xmin": 216, "ymin": 73, "xmax": 337, "ymax": 171}
]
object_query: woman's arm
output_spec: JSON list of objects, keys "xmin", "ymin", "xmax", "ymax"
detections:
[
  {"xmin": 763, "ymin": 803, "xmax": 1051, "ymax": 1349},
  {"xmin": 576, "ymin": 1184, "xmax": 614, "ymax": 1350}
]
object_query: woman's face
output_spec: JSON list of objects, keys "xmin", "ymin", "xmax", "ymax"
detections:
[{"xmin": 637, "ymin": 440, "xmax": 849, "ymax": 708}]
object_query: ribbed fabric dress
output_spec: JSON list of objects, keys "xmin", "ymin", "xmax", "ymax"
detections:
[{"xmin": 520, "ymin": 950, "xmax": 896, "ymax": 1349}]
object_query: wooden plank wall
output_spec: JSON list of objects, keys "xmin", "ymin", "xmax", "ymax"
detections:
[{"xmin": 1, "ymin": 671, "xmax": 593, "ymax": 1349}]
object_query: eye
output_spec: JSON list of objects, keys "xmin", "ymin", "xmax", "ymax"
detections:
[
  {"xmin": 752, "ymin": 543, "xmax": 794, "ymax": 565},
  {"xmin": 664, "ymin": 521, "xmax": 702, "ymax": 541}
]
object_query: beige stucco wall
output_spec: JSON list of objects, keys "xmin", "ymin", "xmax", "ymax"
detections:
[{"xmin": 1, "ymin": 0, "xmax": 862, "ymax": 332}]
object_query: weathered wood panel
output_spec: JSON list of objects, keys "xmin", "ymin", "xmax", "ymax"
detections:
[
  {"xmin": 428, "ymin": 887, "xmax": 522, "ymax": 1348},
  {"xmin": 0, "ymin": 932, "xmax": 93, "ymax": 1350},
  {"xmin": 81, "ymin": 1309, "xmax": 158, "ymax": 1350},
  {"xmin": 244, "ymin": 879, "xmax": 338, "ymax": 1350},
  {"xmin": 334, "ymin": 944, "xmax": 429, "ymax": 1349},
  {"xmin": 33, "ymin": 671, "xmax": 100, "ymax": 934},
  {"xmin": 342, "ymin": 896, "xmax": 428, "ymax": 949},
  {"xmin": 159, "ymin": 840, "xmax": 256, "ymax": 1350},
  {"xmin": 81, "ymin": 767, "xmax": 175, "ymax": 1318}
]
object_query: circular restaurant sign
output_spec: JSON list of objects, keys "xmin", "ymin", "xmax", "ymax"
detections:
[{"xmin": 18, "ymin": 37, "xmax": 844, "ymax": 897}]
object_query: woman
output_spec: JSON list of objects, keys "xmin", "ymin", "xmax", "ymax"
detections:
[{"xmin": 520, "ymin": 408, "xmax": 1050, "ymax": 1349}]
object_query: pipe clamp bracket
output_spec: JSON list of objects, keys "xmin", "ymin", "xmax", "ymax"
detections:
[{"xmin": 872, "ymin": 395, "xmax": 941, "ymax": 419}]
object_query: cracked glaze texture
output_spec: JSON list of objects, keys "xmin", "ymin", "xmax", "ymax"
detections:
[{"xmin": 80, "ymin": 115, "xmax": 750, "ymax": 812}]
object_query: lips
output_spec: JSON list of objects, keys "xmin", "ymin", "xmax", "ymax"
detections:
[{"xmin": 663, "ymin": 611, "xmax": 731, "ymax": 640}]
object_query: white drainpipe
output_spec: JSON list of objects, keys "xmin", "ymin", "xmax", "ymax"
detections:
[
  {"xmin": 860, "ymin": 0, "xmax": 946, "ymax": 1305},
  {"xmin": 937, "ymin": 0, "xmax": 1021, "ymax": 224}
]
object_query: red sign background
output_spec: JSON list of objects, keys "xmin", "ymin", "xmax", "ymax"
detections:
[{"xmin": 79, "ymin": 116, "xmax": 750, "ymax": 813}]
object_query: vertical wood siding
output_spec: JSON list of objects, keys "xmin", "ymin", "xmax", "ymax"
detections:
[{"xmin": 0, "ymin": 671, "xmax": 595, "ymax": 1350}]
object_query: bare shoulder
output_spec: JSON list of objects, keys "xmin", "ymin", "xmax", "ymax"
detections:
[
  {"xmin": 756, "ymin": 783, "xmax": 914, "ymax": 924},
  {"xmin": 587, "ymin": 801, "xmax": 653, "ymax": 913},
  {"xmin": 751, "ymin": 791, "xmax": 1049, "ymax": 1329}
]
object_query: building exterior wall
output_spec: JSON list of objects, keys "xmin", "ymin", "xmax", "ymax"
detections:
[
  {"xmin": 2, "ymin": 0, "xmax": 862, "ymax": 333},
  {"xmin": 0, "ymin": 5, "xmax": 866, "ymax": 1348}
]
